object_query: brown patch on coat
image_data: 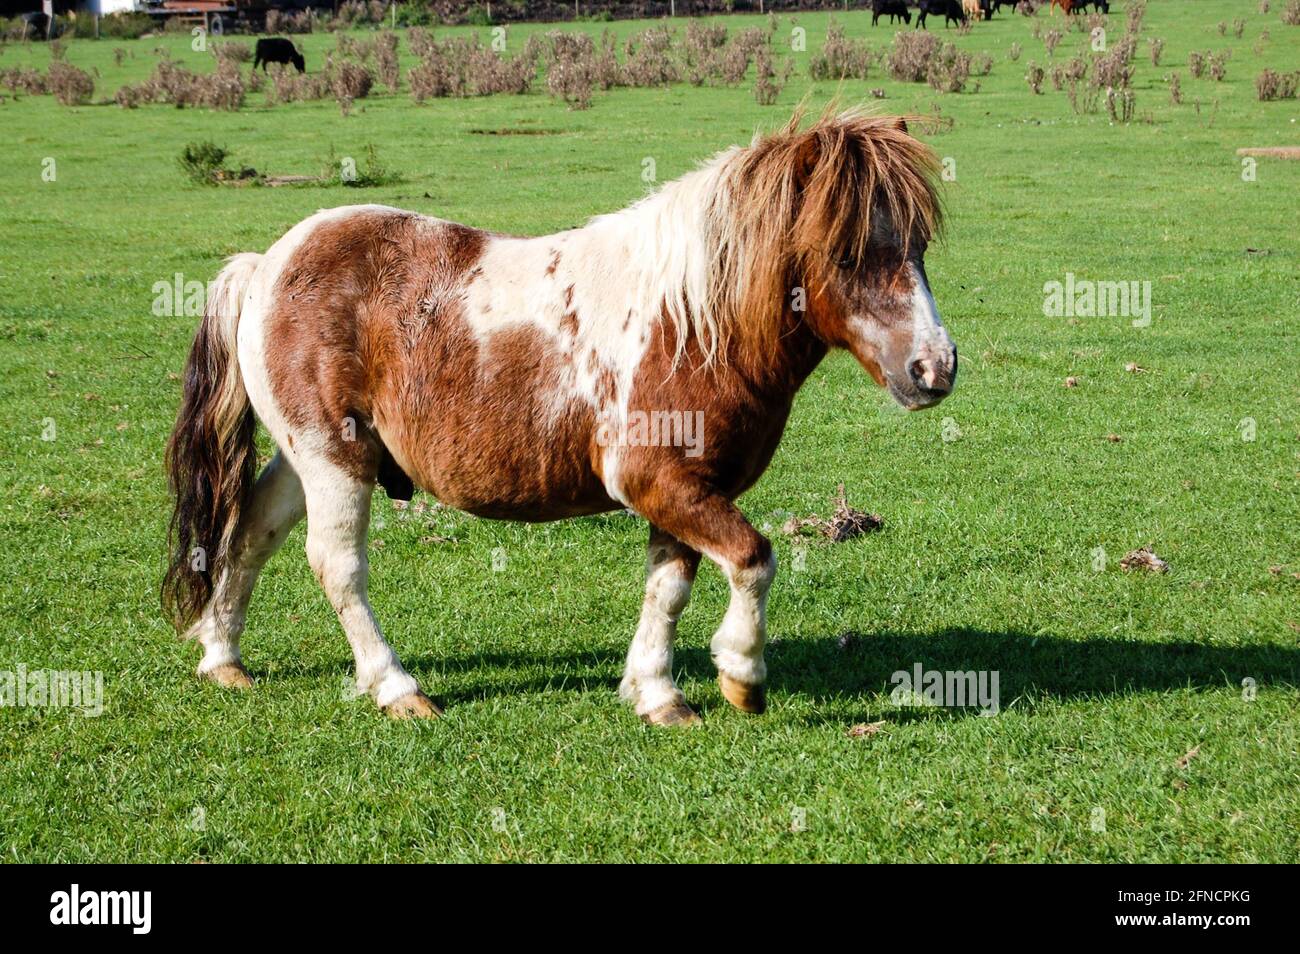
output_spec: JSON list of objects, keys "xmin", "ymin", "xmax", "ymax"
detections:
[
  {"xmin": 264, "ymin": 210, "xmax": 485, "ymax": 486},
  {"xmin": 379, "ymin": 321, "xmax": 615, "ymax": 520},
  {"xmin": 594, "ymin": 366, "xmax": 617, "ymax": 407}
]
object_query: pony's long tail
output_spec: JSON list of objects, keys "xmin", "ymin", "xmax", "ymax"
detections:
[{"xmin": 162, "ymin": 252, "xmax": 262, "ymax": 631}]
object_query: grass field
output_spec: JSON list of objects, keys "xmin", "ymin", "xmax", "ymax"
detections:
[{"xmin": 1, "ymin": 0, "xmax": 1297, "ymax": 863}]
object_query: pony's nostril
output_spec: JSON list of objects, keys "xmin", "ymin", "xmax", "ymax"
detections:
[
  {"xmin": 908, "ymin": 359, "xmax": 929, "ymax": 387},
  {"xmin": 909, "ymin": 357, "xmax": 952, "ymax": 395}
]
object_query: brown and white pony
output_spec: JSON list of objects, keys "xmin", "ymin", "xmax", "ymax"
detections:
[{"xmin": 163, "ymin": 109, "xmax": 956, "ymax": 726}]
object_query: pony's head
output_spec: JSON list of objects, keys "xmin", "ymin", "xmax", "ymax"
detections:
[{"xmin": 719, "ymin": 109, "xmax": 955, "ymax": 410}]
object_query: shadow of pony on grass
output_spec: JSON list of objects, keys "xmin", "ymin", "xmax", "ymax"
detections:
[{"xmin": 357, "ymin": 627, "xmax": 1298, "ymax": 723}]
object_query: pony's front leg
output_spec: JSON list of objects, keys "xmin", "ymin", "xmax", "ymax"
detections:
[
  {"xmin": 620, "ymin": 527, "xmax": 701, "ymax": 726},
  {"xmin": 710, "ymin": 545, "xmax": 776, "ymax": 716},
  {"xmin": 629, "ymin": 484, "xmax": 775, "ymax": 717}
]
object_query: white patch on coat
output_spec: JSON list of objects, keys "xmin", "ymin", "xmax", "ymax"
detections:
[{"xmin": 906, "ymin": 262, "xmax": 953, "ymax": 385}]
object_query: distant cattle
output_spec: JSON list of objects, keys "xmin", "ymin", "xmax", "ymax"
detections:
[
  {"xmin": 992, "ymin": 0, "xmax": 1022, "ymax": 12},
  {"xmin": 872, "ymin": 0, "xmax": 911, "ymax": 25},
  {"xmin": 1072, "ymin": 0, "xmax": 1110, "ymax": 11},
  {"xmin": 253, "ymin": 38, "xmax": 305, "ymax": 74},
  {"xmin": 916, "ymin": 0, "xmax": 968, "ymax": 28},
  {"xmin": 20, "ymin": 12, "xmax": 51, "ymax": 39}
]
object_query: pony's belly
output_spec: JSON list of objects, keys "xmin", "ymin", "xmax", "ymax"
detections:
[
  {"xmin": 453, "ymin": 494, "xmax": 621, "ymax": 523},
  {"xmin": 390, "ymin": 410, "xmax": 620, "ymax": 523},
  {"xmin": 373, "ymin": 309, "xmax": 624, "ymax": 522},
  {"xmin": 420, "ymin": 462, "xmax": 620, "ymax": 522}
]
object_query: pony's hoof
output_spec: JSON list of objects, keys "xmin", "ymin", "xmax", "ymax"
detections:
[
  {"xmin": 641, "ymin": 701, "xmax": 702, "ymax": 728},
  {"xmin": 385, "ymin": 690, "xmax": 442, "ymax": 720},
  {"xmin": 202, "ymin": 662, "xmax": 253, "ymax": 690},
  {"xmin": 719, "ymin": 674, "xmax": 766, "ymax": 714}
]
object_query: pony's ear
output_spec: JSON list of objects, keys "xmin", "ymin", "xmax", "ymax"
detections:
[{"xmin": 892, "ymin": 117, "xmax": 909, "ymax": 134}]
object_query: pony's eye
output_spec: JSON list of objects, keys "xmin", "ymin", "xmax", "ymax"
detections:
[{"xmin": 834, "ymin": 256, "xmax": 857, "ymax": 270}]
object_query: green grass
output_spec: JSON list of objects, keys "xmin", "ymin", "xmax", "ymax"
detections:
[{"xmin": 1, "ymin": 0, "xmax": 1298, "ymax": 862}]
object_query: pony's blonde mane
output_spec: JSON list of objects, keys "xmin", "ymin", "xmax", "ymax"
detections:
[{"xmin": 611, "ymin": 107, "xmax": 944, "ymax": 369}]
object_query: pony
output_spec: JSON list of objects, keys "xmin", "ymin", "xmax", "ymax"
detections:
[{"xmin": 163, "ymin": 109, "xmax": 956, "ymax": 726}]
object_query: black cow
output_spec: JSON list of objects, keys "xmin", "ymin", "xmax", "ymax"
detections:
[
  {"xmin": 871, "ymin": 0, "xmax": 911, "ymax": 25},
  {"xmin": 916, "ymin": 0, "xmax": 968, "ymax": 29},
  {"xmin": 20, "ymin": 12, "xmax": 52, "ymax": 40},
  {"xmin": 253, "ymin": 38, "xmax": 305, "ymax": 74},
  {"xmin": 992, "ymin": 0, "xmax": 1022, "ymax": 12},
  {"xmin": 1072, "ymin": 0, "xmax": 1110, "ymax": 11}
]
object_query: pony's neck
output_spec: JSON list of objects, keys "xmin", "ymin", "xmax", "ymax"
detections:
[{"xmin": 724, "ymin": 304, "xmax": 828, "ymax": 398}]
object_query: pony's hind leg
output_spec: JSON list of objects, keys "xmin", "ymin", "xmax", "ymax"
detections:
[
  {"xmin": 297, "ymin": 455, "xmax": 438, "ymax": 719},
  {"xmin": 192, "ymin": 451, "xmax": 305, "ymax": 687},
  {"xmin": 620, "ymin": 527, "xmax": 701, "ymax": 727},
  {"xmin": 629, "ymin": 482, "xmax": 775, "ymax": 717}
]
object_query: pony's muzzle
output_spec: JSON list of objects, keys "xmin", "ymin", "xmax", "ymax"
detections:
[{"xmin": 905, "ymin": 346, "xmax": 957, "ymax": 407}]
